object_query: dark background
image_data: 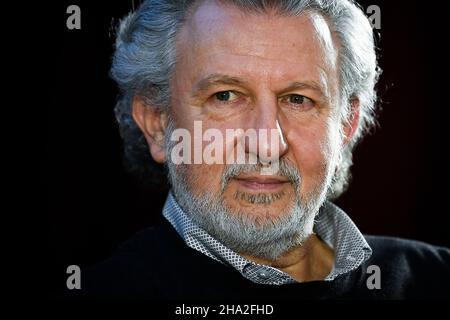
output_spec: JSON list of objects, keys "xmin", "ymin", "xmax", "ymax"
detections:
[{"xmin": 46, "ymin": 0, "xmax": 449, "ymax": 296}]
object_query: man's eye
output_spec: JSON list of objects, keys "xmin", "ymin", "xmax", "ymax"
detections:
[
  {"xmin": 215, "ymin": 91, "xmax": 239, "ymax": 102},
  {"xmin": 289, "ymin": 94, "xmax": 306, "ymax": 104},
  {"xmin": 283, "ymin": 94, "xmax": 315, "ymax": 110}
]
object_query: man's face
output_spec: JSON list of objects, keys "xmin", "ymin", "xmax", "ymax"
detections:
[
  {"xmin": 170, "ymin": 2, "xmax": 341, "ymax": 210},
  {"xmin": 153, "ymin": 1, "xmax": 347, "ymax": 258}
]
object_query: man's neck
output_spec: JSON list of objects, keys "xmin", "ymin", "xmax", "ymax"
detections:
[{"xmin": 240, "ymin": 234, "xmax": 335, "ymax": 282}]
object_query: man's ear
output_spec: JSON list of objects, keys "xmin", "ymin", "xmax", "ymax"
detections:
[
  {"xmin": 342, "ymin": 97, "xmax": 360, "ymax": 145},
  {"xmin": 132, "ymin": 96, "xmax": 168, "ymax": 164}
]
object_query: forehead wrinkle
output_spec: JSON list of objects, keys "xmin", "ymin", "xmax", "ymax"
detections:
[
  {"xmin": 177, "ymin": 2, "xmax": 339, "ymax": 104},
  {"xmin": 183, "ymin": 3, "xmax": 330, "ymax": 60}
]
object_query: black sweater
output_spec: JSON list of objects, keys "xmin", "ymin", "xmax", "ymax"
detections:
[{"xmin": 80, "ymin": 218, "xmax": 450, "ymax": 300}]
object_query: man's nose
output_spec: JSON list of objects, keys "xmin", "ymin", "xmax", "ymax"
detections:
[{"xmin": 244, "ymin": 99, "xmax": 288, "ymax": 164}]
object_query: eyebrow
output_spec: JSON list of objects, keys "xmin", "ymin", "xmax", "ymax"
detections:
[
  {"xmin": 192, "ymin": 74, "xmax": 247, "ymax": 96},
  {"xmin": 282, "ymin": 81, "xmax": 325, "ymax": 96}
]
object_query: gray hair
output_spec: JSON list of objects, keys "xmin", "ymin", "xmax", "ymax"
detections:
[{"xmin": 111, "ymin": 0, "xmax": 381, "ymax": 198}]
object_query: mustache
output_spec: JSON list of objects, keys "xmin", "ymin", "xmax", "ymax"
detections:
[{"xmin": 220, "ymin": 159, "xmax": 301, "ymax": 194}]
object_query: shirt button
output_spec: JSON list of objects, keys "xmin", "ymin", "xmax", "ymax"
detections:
[{"xmin": 258, "ymin": 271, "xmax": 270, "ymax": 279}]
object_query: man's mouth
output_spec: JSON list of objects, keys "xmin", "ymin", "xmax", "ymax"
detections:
[{"xmin": 233, "ymin": 175, "xmax": 290, "ymax": 191}]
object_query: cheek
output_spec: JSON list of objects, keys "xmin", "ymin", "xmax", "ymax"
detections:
[
  {"xmin": 184, "ymin": 164, "xmax": 224, "ymax": 197},
  {"xmin": 286, "ymin": 125, "xmax": 330, "ymax": 193},
  {"xmin": 172, "ymin": 122, "xmax": 230, "ymax": 197}
]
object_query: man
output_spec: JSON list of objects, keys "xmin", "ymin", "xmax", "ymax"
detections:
[{"xmin": 83, "ymin": 0, "xmax": 450, "ymax": 299}]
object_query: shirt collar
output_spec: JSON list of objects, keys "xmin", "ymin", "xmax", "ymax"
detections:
[{"xmin": 162, "ymin": 191, "xmax": 372, "ymax": 285}]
